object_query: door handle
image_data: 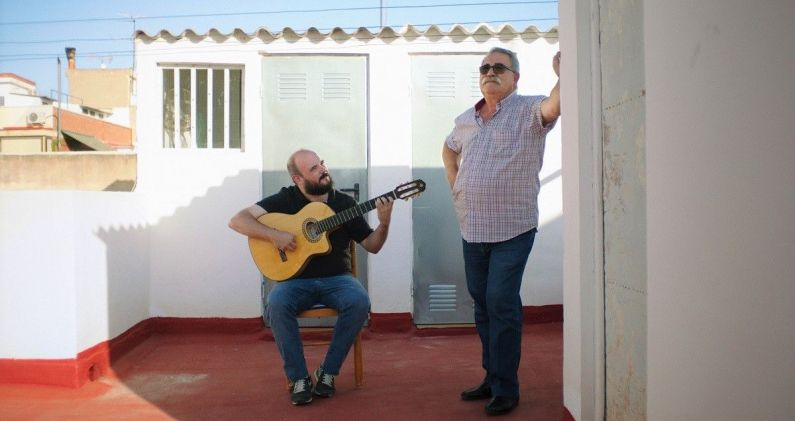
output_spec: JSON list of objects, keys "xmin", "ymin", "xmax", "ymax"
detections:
[{"xmin": 340, "ymin": 183, "xmax": 360, "ymax": 202}]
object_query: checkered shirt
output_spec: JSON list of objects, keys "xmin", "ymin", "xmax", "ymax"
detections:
[{"xmin": 445, "ymin": 92, "xmax": 556, "ymax": 243}]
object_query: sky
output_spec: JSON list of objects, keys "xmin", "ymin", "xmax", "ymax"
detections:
[{"xmin": 0, "ymin": 0, "xmax": 558, "ymax": 97}]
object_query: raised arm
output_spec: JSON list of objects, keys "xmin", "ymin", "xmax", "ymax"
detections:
[
  {"xmin": 540, "ymin": 51, "xmax": 561, "ymax": 126},
  {"xmin": 228, "ymin": 205, "xmax": 297, "ymax": 251}
]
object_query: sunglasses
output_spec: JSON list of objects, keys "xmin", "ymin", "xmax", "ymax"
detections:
[{"xmin": 479, "ymin": 63, "xmax": 516, "ymax": 75}]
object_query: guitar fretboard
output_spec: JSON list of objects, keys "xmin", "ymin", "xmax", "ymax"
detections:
[{"xmin": 315, "ymin": 192, "xmax": 397, "ymax": 234}]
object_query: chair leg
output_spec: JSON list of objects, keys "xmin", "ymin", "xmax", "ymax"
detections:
[{"xmin": 353, "ymin": 332, "xmax": 363, "ymax": 388}]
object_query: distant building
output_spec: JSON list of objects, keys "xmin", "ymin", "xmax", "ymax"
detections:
[
  {"xmin": 0, "ymin": 61, "xmax": 134, "ymax": 154},
  {"xmin": 0, "ymin": 73, "xmax": 58, "ymax": 153},
  {"xmin": 65, "ymin": 47, "xmax": 136, "ymax": 146},
  {"xmin": 0, "ymin": 73, "xmax": 39, "ymax": 107}
]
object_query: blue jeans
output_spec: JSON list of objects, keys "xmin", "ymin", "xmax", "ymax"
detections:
[
  {"xmin": 462, "ymin": 229, "xmax": 536, "ymax": 398},
  {"xmin": 265, "ymin": 274, "xmax": 370, "ymax": 382}
]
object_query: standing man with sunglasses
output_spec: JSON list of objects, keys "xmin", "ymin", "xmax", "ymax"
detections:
[{"xmin": 442, "ymin": 47, "xmax": 560, "ymax": 416}]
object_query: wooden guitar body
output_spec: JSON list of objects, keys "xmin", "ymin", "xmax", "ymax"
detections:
[
  {"xmin": 247, "ymin": 179, "xmax": 425, "ymax": 281},
  {"xmin": 248, "ymin": 202, "xmax": 336, "ymax": 281}
]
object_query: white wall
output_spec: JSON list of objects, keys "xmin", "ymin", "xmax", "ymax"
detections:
[
  {"xmin": 645, "ymin": 1, "xmax": 795, "ymax": 419},
  {"xmin": 563, "ymin": 1, "xmax": 795, "ymax": 419},
  {"xmin": 74, "ymin": 193, "xmax": 150, "ymax": 350},
  {"xmin": 519, "ymin": 39, "xmax": 565, "ymax": 306},
  {"xmin": 0, "ymin": 76, "xmax": 40, "ymax": 107},
  {"xmin": 367, "ymin": 47, "xmax": 415, "ymax": 313},
  {"xmin": 134, "ymin": 43, "xmax": 265, "ymax": 318},
  {"xmin": 0, "ymin": 192, "xmax": 149, "ymax": 358},
  {"xmin": 560, "ymin": 0, "xmax": 603, "ymax": 419},
  {"xmin": 563, "ymin": 0, "xmax": 795, "ymax": 418},
  {"xmin": 0, "ymin": 105, "xmax": 53, "ymax": 128}
]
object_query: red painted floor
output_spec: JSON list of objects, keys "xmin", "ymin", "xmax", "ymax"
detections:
[{"xmin": 0, "ymin": 322, "xmax": 562, "ymax": 420}]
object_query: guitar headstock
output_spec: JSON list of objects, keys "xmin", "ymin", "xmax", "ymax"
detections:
[{"xmin": 393, "ymin": 179, "xmax": 426, "ymax": 200}]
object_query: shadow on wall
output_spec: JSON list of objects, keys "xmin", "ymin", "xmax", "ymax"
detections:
[
  {"xmin": 95, "ymin": 168, "xmax": 265, "ymax": 418},
  {"xmin": 103, "ymin": 180, "xmax": 137, "ymax": 191},
  {"xmin": 95, "ymin": 167, "xmax": 260, "ymax": 339}
]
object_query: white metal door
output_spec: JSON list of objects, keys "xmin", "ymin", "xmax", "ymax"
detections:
[
  {"xmin": 261, "ymin": 55, "xmax": 369, "ymax": 325},
  {"xmin": 411, "ymin": 53, "xmax": 484, "ymax": 324}
]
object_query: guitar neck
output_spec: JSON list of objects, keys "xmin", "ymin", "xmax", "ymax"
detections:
[{"xmin": 316, "ymin": 191, "xmax": 397, "ymax": 233}]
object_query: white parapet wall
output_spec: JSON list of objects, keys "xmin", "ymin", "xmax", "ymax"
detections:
[{"xmin": 0, "ymin": 191, "xmax": 150, "ymax": 359}]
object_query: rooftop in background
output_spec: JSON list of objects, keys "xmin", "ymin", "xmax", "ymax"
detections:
[
  {"xmin": 135, "ymin": 23, "xmax": 559, "ymax": 43},
  {"xmin": 0, "ymin": 73, "xmax": 37, "ymax": 90},
  {"xmin": 0, "ymin": 73, "xmax": 38, "ymax": 98}
]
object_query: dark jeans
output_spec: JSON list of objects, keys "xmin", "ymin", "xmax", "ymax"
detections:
[
  {"xmin": 462, "ymin": 229, "xmax": 536, "ymax": 398},
  {"xmin": 266, "ymin": 274, "xmax": 370, "ymax": 382}
]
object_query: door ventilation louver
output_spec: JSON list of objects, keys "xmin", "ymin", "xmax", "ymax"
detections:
[
  {"xmin": 429, "ymin": 284, "xmax": 457, "ymax": 312},
  {"xmin": 427, "ymin": 72, "xmax": 456, "ymax": 98},
  {"xmin": 278, "ymin": 73, "xmax": 308, "ymax": 100},
  {"xmin": 322, "ymin": 73, "xmax": 352, "ymax": 100}
]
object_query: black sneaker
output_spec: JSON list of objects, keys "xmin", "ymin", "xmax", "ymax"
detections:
[
  {"xmin": 290, "ymin": 377, "xmax": 313, "ymax": 405},
  {"xmin": 313, "ymin": 366, "xmax": 336, "ymax": 398}
]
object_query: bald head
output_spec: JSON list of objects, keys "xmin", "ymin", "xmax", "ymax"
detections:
[
  {"xmin": 286, "ymin": 149, "xmax": 333, "ymax": 196},
  {"xmin": 287, "ymin": 149, "xmax": 317, "ymax": 177}
]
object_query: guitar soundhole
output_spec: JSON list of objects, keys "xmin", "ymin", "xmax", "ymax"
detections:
[{"xmin": 303, "ymin": 219, "xmax": 321, "ymax": 242}]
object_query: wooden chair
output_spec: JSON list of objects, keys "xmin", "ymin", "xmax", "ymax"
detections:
[{"xmin": 294, "ymin": 241, "xmax": 364, "ymax": 388}]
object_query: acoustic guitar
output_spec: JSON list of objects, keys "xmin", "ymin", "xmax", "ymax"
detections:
[{"xmin": 248, "ymin": 179, "xmax": 426, "ymax": 281}]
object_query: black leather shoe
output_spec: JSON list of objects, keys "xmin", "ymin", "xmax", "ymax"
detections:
[
  {"xmin": 485, "ymin": 396, "xmax": 519, "ymax": 416},
  {"xmin": 460, "ymin": 381, "xmax": 492, "ymax": 401}
]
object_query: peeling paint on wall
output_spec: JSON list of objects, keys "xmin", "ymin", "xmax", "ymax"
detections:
[{"xmin": 600, "ymin": 0, "xmax": 647, "ymax": 419}]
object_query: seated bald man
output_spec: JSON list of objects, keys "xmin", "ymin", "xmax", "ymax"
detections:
[{"xmin": 229, "ymin": 149, "xmax": 393, "ymax": 406}]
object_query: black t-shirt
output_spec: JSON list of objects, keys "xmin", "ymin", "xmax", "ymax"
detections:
[{"xmin": 256, "ymin": 186, "xmax": 374, "ymax": 279}]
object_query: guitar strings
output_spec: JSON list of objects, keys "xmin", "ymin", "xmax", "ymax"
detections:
[{"xmin": 317, "ymin": 193, "xmax": 396, "ymax": 233}]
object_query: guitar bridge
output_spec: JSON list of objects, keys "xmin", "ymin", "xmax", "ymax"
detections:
[{"xmin": 278, "ymin": 249, "xmax": 288, "ymax": 262}]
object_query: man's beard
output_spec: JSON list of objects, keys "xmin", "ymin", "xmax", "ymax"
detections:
[{"xmin": 303, "ymin": 174, "xmax": 334, "ymax": 195}]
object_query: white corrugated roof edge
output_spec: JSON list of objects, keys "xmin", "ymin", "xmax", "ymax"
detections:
[{"xmin": 135, "ymin": 24, "xmax": 559, "ymax": 43}]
